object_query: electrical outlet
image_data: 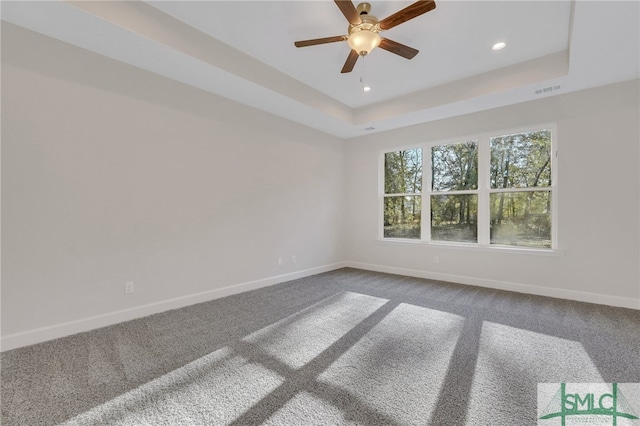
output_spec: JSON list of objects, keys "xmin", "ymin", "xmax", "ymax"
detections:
[
  {"xmin": 291, "ymin": 255, "xmax": 297, "ymax": 264},
  {"xmin": 125, "ymin": 281, "xmax": 134, "ymax": 294},
  {"xmin": 277, "ymin": 257, "xmax": 283, "ymax": 266},
  {"xmin": 434, "ymin": 256, "xmax": 439, "ymax": 264}
]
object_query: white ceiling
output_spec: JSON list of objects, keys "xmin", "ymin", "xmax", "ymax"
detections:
[
  {"xmin": 2, "ymin": 1, "xmax": 639, "ymax": 138},
  {"xmin": 148, "ymin": 1, "xmax": 572, "ymax": 107}
]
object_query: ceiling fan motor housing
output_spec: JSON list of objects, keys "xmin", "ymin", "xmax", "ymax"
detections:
[{"xmin": 356, "ymin": 2, "xmax": 372, "ymax": 15}]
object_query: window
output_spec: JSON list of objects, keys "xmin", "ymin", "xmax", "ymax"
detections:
[
  {"xmin": 383, "ymin": 149, "xmax": 422, "ymax": 239},
  {"xmin": 489, "ymin": 130, "xmax": 552, "ymax": 248},
  {"xmin": 381, "ymin": 127, "xmax": 555, "ymax": 249},
  {"xmin": 431, "ymin": 141, "xmax": 478, "ymax": 243}
]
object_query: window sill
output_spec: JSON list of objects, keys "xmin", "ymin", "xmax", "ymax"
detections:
[{"xmin": 377, "ymin": 238, "xmax": 566, "ymax": 257}]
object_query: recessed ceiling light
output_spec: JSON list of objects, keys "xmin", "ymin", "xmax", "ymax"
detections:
[
  {"xmin": 363, "ymin": 86, "xmax": 372, "ymax": 92},
  {"xmin": 492, "ymin": 42, "xmax": 506, "ymax": 51}
]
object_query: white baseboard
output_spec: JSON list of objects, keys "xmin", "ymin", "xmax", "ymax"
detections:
[
  {"xmin": 4, "ymin": 260, "xmax": 637, "ymax": 351},
  {"xmin": 345, "ymin": 261, "xmax": 640, "ymax": 310},
  {"xmin": 1, "ymin": 262, "xmax": 347, "ymax": 352}
]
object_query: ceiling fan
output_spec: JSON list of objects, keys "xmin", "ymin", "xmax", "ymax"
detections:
[{"xmin": 294, "ymin": 0, "xmax": 436, "ymax": 73}]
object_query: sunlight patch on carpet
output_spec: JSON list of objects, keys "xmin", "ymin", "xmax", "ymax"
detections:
[
  {"xmin": 242, "ymin": 291, "xmax": 388, "ymax": 369},
  {"xmin": 466, "ymin": 322, "xmax": 604, "ymax": 425},
  {"xmin": 262, "ymin": 391, "xmax": 358, "ymax": 425},
  {"xmin": 316, "ymin": 303, "xmax": 465, "ymax": 424},
  {"xmin": 63, "ymin": 346, "xmax": 283, "ymax": 425}
]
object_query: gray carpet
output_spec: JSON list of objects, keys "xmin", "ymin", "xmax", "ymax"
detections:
[{"xmin": 2, "ymin": 268, "xmax": 639, "ymax": 425}]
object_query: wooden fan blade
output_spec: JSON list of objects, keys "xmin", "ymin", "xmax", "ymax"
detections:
[
  {"xmin": 294, "ymin": 35, "xmax": 347, "ymax": 48},
  {"xmin": 341, "ymin": 49, "xmax": 360, "ymax": 73},
  {"xmin": 334, "ymin": 0, "xmax": 362, "ymax": 25},
  {"xmin": 379, "ymin": 38, "xmax": 419, "ymax": 59},
  {"xmin": 378, "ymin": 0, "xmax": 436, "ymax": 30}
]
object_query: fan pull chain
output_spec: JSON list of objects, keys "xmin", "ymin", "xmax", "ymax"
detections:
[
  {"xmin": 359, "ymin": 55, "xmax": 363, "ymax": 89},
  {"xmin": 360, "ymin": 54, "xmax": 366, "ymax": 93},
  {"xmin": 359, "ymin": 54, "xmax": 371, "ymax": 93}
]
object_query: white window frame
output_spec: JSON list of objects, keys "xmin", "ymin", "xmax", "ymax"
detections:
[
  {"xmin": 378, "ymin": 143, "xmax": 424, "ymax": 240},
  {"xmin": 379, "ymin": 124, "xmax": 560, "ymax": 254}
]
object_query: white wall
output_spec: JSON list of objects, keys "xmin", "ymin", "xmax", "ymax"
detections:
[
  {"xmin": 344, "ymin": 79, "xmax": 640, "ymax": 308},
  {"xmin": 2, "ymin": 23, "xmax": 639, "ymax": 352},
  {"xmin": 1, "ymin": 24, "xmax": 345, "ymax": 347}
]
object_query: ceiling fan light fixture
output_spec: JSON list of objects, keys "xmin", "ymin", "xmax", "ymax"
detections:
[{"xmin": 347, "ymin": 29, "xmax": 381, "ymax": 56}]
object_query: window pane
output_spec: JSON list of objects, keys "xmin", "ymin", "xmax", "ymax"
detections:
[
  {"xmin": 384, "ymin": 149, "xmax": 422, "ymax": 194},
  {"xmin": 431, "ymin": 142, "xmax": 478, "ymax": 191},
  {"xmin": 384, "ymin": 196, "xmax": 421, "ymax": 239},
  {"xmin": 431, "ymin": 194, "xmax": 477, "ymax": 243},
  {"xmin": 490, "ymin": 130, "xmax": 552, "ymax": 189},
  {"xmin": 490, "ymin": 191, "xmax": 551, "ymax": 248}
]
